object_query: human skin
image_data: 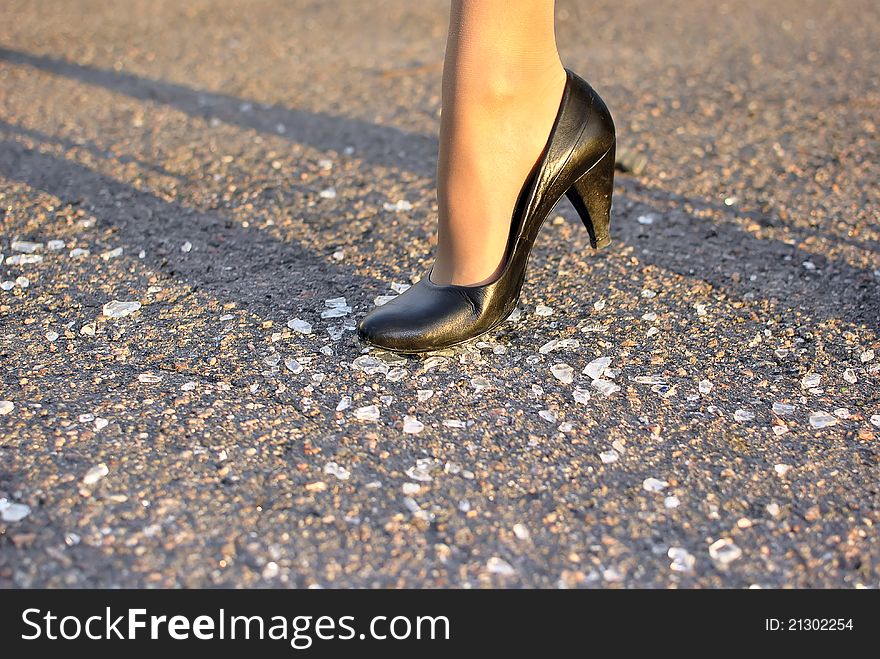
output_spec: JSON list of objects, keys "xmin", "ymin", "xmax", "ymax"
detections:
[{"xmin": 431, "ymin": 0, "xmax": 567, "ymax": 286}]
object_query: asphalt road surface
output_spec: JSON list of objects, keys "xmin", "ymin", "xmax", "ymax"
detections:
[{"xmin": 1, "ymin": 0, "xmax": 878, "ymax": 587}]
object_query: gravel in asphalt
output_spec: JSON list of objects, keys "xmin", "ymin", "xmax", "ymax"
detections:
[{"xmin": 0, "ymin": 0, "xmax": 878, "ymax": 587}]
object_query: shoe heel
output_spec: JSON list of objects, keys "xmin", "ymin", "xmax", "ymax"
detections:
[{"xmin": 565, "ymin": 144, "xmax": 615, "ymax": 249}]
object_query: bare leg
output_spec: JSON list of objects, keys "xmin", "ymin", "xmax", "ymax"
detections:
[{"xmin": 431, "ymin": 0, "xmax": 566, "ymax": 286}]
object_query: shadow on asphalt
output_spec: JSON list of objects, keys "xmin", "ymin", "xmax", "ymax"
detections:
[
  {"xmin": 1, "ymin": 46, "xmax": 877, "ymax": 328},
  {"xmin": 0, "ymin": 118, "xmax": 185, "ymax": 181},
  {"xmin": 610, "ymin": 179, "xmax": 880, "ymax": 327},
  {"xmin": 0, "ymin": 47, "xmax": 438, "ymax": 177},
  {"xmin": 0, "ymin": 137, "xmax": 384, "ymax": 318}
]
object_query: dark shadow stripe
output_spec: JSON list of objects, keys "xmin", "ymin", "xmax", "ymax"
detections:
[
  {"xmin": 0, "ymin": 138, "xmax": 382, "ymax": 317},
  {"xmin": 0, "ymin": 46, "xmax": 438, "ymax": 176}
]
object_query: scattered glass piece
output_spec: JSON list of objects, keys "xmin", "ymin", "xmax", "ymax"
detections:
[
  {"xmin": 809, "ymin": 411, "xmax": 837, "ymax": 428},
  {"xmin": 6, "ymin": 253, "xmax": 43, "ymax": 265},
  {"xmin": 403, "ymin": 416, "xmax": 424, "ymax": 434},
  {"xmin": 580, "ymin": 322, "xmax": 609, "ymax": 333},
  {"xmin": 539, "ymin": 339, "xmax": 559, "ymax": 355},
  {"xmin": 0, "ymin": 498, "xmax": 31, "ymax": 522},
  {"xmin": 324, "ymin": 462, "xmax": 351, "ymax": 481},
  {"xmin": 632, "ymin": 375, "xmax": 666, "ymax": 385},
  {"xmin": 402, "ymin": 483, "xmax": 421, "ymax": 495},
  {"xmin": 591, "ymin": 379, "xmax": 620, "ymax": 397},
  {"xmin": 583, "ymin": 356, "xmax": 612, "ymax": 380},
  {"xmin": 386, "ymin": 368, "xmax": 407, "ymax": 382},
  {"xmin": 708, "ymin": 538, "xmax": 742, "ymax": 566},
  {"xmin": 652, "ymin": 384, "xmax": 676, "ymax": 398},
  {"xmin": 354, "ymin": 405, "xmax": 380, "ymax": 421},
  {"xmin": 772, "ymin": 402, "xmax": 795, "ymax": 416},
  {"xmin": 538, "ymin": 410, "xmax": 557, "ymax": 423},
  {"xmin": 11, "ymin": 241, "xmax": 42, "ymax": 253},
  {"xmin": 383, "ymin": 200, "xmax": 413, "ymax": 212},
  {"xmin": 486, "ymin": 557, "xmax": 515, "ymax": 576},
  {"xmin": 599, "ymin": 450, "xmax": 619, "ymax": 464},
  {"xmin": 287, "ymin": 318, "xmax": 312, "ymax": 334},
  {"xmin": 405, "ymin": 463, "xmax": 433, "ymax": 482},
  {"xmin": 668, "ymin": 547, "xmax": 695, "ymax": 572},
  {"xmin": 801, "ymin": 373, "xmax": 821, "ymax": 389},
  {"xmin": 422, "ymin": 355, "xmax": 448, "ymax": 371},
  {"xmin": 550, "ymin": 363, "xmax": 574, "ymax": 384},
  {"xmin": 774, "ymin": 464, "xmax": 791, "ymax": 476},
  {"xmin": 82, "ymin": 463, "xmax": 109, "ymax": 486},
  {"xmin": 643, "ymin": 477, "xmax": 668, "ymax": 492}
]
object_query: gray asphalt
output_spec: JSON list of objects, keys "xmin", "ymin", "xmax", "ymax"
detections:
[{"xmin": 1, "ymin": 0, "xmax": 878, "ymax": 587}]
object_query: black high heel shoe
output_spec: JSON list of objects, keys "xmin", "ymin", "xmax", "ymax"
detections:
[{"xmin": 357, "ymin": 69, "xmax": 615, "ymax": 354}]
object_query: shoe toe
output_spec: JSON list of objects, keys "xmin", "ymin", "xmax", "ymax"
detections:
[
  {"xmin": 356, "ymin": 306, "xmax": 415, "ymax": 352},
  {"xmin": 357, "ymin": 279, "xmax": 478, "ymax": 352}
]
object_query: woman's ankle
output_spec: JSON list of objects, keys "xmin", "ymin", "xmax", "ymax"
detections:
[{"xmin": 444, "ymin": 59, "xmax": 566, "ymax": 113}]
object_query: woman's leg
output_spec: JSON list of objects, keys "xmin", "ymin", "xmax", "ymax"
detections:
[{"xmin": 431, "ymin": 0, "xmax": 566, "ymax": 286}]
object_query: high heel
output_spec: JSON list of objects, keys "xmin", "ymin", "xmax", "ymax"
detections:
[
  {"xmin": 357, "ymin": 69, "xmax": 616, "ymax": 354},
  {"xmin": 565, "ymin": 144, "xmax": 615, "ymax": 249}
]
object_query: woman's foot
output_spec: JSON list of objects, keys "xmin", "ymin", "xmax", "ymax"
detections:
[
  {"xmin": 429, "ymin": 1, "xmax": 567, "ymax": 286},
  {"xmin": 357, "ymin": 69, "xmax": 616, "ymax": 353}
]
